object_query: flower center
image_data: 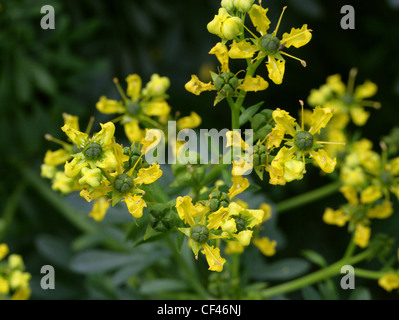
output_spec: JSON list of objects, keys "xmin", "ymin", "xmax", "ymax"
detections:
[
  {"xmin": 260, "ymin": 34, "xmax": 280, "ymax": 55},
  {"xmin": 214, "ymin": 72, "xmax": 239, "ymax": 97},
  {"xmin": 294, "ymin": 131, "xmax": 314, "ymax": 151},
  {"xmin": 380, "ymin": 171, "xmax": 392, "ymax": 186},
  {"xmin": 126, "ymin": 100, "xmax": 140, "ymax": 115},
  {"xmin": 84, "ymin": 142, "xmax": 102, "ymax": 160},
  {"xmin": 191, "ymin": 225, "xmax": 209, "ymax": 243},
  {"xmin": 234, "ymin": 216, "xmax": 246, "ymax": 233},
  {"xmin": 114, "ymin": 173, "xmax": 133, "ymax": 193}
]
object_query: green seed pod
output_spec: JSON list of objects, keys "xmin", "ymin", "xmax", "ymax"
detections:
[
  {"xmin": 148, "ymin": 204, "xmax": 177, "ymax": 232},
  {"xmin": 253, "ymin": 153, "xmax": 260, "ymax": 166},
  {"xmin": 84, "ymin": 142, "xmax": 102, "ymax": 160},
  {"xmin": 126, "ymin": 101, "xmax": 140, "ymax": 115},
  {"xmin": 191, "ymin": 225, "xmax": 209, "ymax": 243},
  {"xmin": 209, "ymin": 198, "xmax": 220, "ymax": 212},
  {"xmin": 234, "ymin": 216, "xmax": 246, "ymax": 233},
  {"xmin": 260, "ymin": 154, "xmax": 267, "ymax": 165},
  {"xmin": 211, "ymin": 190, "xmax": 222, "ymax": 199},
  {"xmin": 260, "ymin": 34, "xmax": 280, "ymax": 55},
  {"xmin": 214, "ymin": 75, "xmax": 225, "ymax": 91},
  {"xmin": 294, "ymin": 131, "xmax": 314, "ymax": 151},
  {"xmin": 114, "ymin": 173, "xmax": 133, "ymax": 193}
]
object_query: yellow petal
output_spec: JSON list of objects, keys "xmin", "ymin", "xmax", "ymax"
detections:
[
  {"xmin": 253, "ymin": 237, "xmax": 277, "ymax": 256},
  {"xmin": 349, "ymin": 107, "xmax": 370, "ymax": 126},
  {"xmin": 134, "ymin": 163, "xmax": 163, "ymax": 185},
  {"xmin": 266, "ymin": 56, "xmax": 285, "ymax": 85},
  {"xmin": 44, "ymin": 149, "xmax": 71, "ymax": 166},
  {"xmin": 326, "ymin": 74, "xmax": 346, "ymax": 95},
  {"xmin": 126, "ymin": 74, "xmax": 142, "ymax": 101},
  {"xmin": 389, "ymin": 157, "xmax": 399, "ymax": 176},
  {"xmin": 339, "ymin": 185, "xmax": 359, "ymax": 205},
  {"xmin": 228, "ymin": 40, "xmax": 258, "ymax": 59},
  {"xmin": 207, "ymin": 206, "xmax": 229, "ymax": 231},
  {"xmin": 62, "ymin": 113, "xmax": 80, "ymax": 130},
  {"xmin": 0, "ymin": 276, "xmax": 9, "ymax": 294},
  {"xmin": 367, "ymin": 201, "xmax": 393, "ymax": 219},
  {"xmin": 234, "ymin": 230, "xmax": 253, "ymax": 246},
  {"xmin": 209, "ymin": 42, "xmax": 230, "ymax": 73},
  {"xmin": 378, "ymin": 273, "xmax": 399, "ymax": 292},
  {"xmin": 308, "ymin": 106, "xmax": 334, "ymax": 135},
  {"xmin": 360, "ymin": 185, "xmax": 382, "ymax": 204},
  {"xmin": 89, "ymin": 197, "xmax": 110, "ymax": 222},
  {"xmin": 10, "ymin": 288, "xmax": 31, "ymax": 300},
  {"xmin": 124, "ymin": 120, "xmax": 144, "ymax": 143},
  {"xmin": 259, "ymin": 203, "xmax": 272, "ymax": 222},
  {"xmin": 96, "ymin": 96, "xmax": 125, "ymax": 114},
  {"xmin": 309, "ymin": 149, "xmax": 337, "ymax": 173},
  {"xmin": 78, "ymin": 167, "xmax": 102, "ymax": 188},
  {"xmin": 238, "ymin": 75, "xmax": 269, "ymax": 92},
  {"xmin": 228, "ymin": 176, "xmax": 249, "ymax": 199},
  {"xmin": 61, "ymin": 124, "xmax": 88, "ymax": 149},
  {"xmin": 92, "ymin": 122, "xmax": 115, "ymax": 147},
  {"xmin": 52, "ymin": 171, "xmax": 79, "ymax": 194},
  {"xmin": 354, "ymin": 224, "xmax": 370, "ymax": 248},
  {"xmin": 281, "ymin": 24, "xmax": 312, "ymax": 48},
  {"xmin": 283, "ymin": 159, "xmax": 305, "ymax": 182},
  {"xmin": 266, "ymin": 125, "xmax": 285, "ymax": 149},
  {"xmin": 202, "ymin": 243, "xmax": 226, "ymax": 272},
  {"xmin": 354, "ymin": 80, "xmax": 377, "ymax": 99},
  {"xmin": 123, "ymin": 195, "xmax": 146, "ymax": 218},
  {"xmin": 323, "ymin": 208, "xmax": 348, "ymax": 227},
  {"xmin": 175, "ymin": 196, "xmax": 205, "ymax": 226},
  {"xmin": 185, "ymin": 75, "xmax": 215, "ymax": 95},
  {"xmin": 0, "ymin": 243, "xmax": 9, "ymax": 261},
  {"xmin": 64, "ymin": 156, "xmax": 87, "ymax": 178},
  {"xmin": 248, "ymin": 4, "xmax": 270, "ymax": 36},
  {"xmin": 207, "ymin": 8, "xmax": 230, "ymax": 38},
  {"xmin": 177, "ymin": 112, "xmax": 202, "ymax": 130},
  {"xmin": 272, "ymin": 108, "xmax": 296, "ymax": 137},
  {"xmin": 224, "ymin": 241, "xmax": 244, "ymax": 254},
  {"xmin": 143, "ymin": 101, "xmax": 171, "ymax": 117}
]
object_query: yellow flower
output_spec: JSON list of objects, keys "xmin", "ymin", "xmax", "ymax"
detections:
[
  {"xmin": 354, "ymin": 224, "xmax": 371, "ymax": 248},
  {"xmin": 207, "ymin": 8, "xmax": 242, "ymax": 40},
  {"xmin": 96, "ymin": 74, "xmax": 171, "ymax": 143},
  {"xmin": 225, "ymin": 241, "xmax": 244, "ymax": 254},
  {"xmin": 8, "ymin": 254, "xmax": 24, "ymax": 269},
  {"xmin": 378, "ymin": 273, "xmax": 399, "ymax": 292},
  {"xmin": 123, "ymin": 194, "xmax": 147, "ymax": 218},
  {"xmin": 0, "ymin": 276, "xmax": 9, "ymax": 294},
  {"xmin": 266, "ymin": 106, "xmax": 337, "ymax": 185},
  {"xmin": 367, "ymin": 201, "xmax": 393, "ymax": 219},
  {"xmin": 253, "ymin": 237, "xmax": 277, "ymax": 256},
  {"xmin": 228, "ymin": 4, "xmax": 312, "ymax": 84},
  {"xmin": 89, "ymin": 197, "xmax": 110, "ymax": 222},
  {"xmin": 323, "ymin": 208, "xmax": 349, "ymax": 227},
  {"xmin": 62, "ymin": 122, "xmax": 119, "ymax": 178},
  {"xmin": 52, "ymin": 171, "xmax": 80, "ymax": 194},
  {"xmin": 228, "ymin": 176, "xmax": 250, "ymax": 199},
  {"xmin": 0, "ymin": 243, "xmax": 9, "ymax": 261},
  {"xmin": 10, "ymin": 288, "xmax": 31, "ymax": 300},
  {"xmin": 9, "ymin": 270, "xmax": 31, "ymax": 290},
  {"xmin": 176, "ymin": 196, "xmax": 228, "ymax": 272},
  {"xmin": 177, "ymin": 112, "xmax": 202, "ymax": 130},
  {"xmin": 185, "ymin": 42, "xmax": 268, "ymax": 105},
  {"xmin": 308, "ymin": 68, "xmax": 380, "ymax": 127}
]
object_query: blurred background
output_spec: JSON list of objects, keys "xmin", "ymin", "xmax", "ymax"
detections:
[{"xmin": 1, "ymin": 0, "xmax": 399, "ymax": 299}]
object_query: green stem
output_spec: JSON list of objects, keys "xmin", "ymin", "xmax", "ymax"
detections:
[
  {"xmin": 0, "ymin": 182, "xmax": 26, "ymax": 241},
  {"xmin": 261, "ymin": 249, "xmax": 373, "ymax": 299},
  {"xmin": 227, "ymin": 97, "xmax": 240, "ymax": 130},
  {"xmin": 276, "ymin": 180, "xmax": 341, "ymax": 214},
  {"xmin": 166, "ymin": 236, "xmax": 209, "ymax": 299},
  {"xmin": 343, "ymin": 233, "xmax": 357, "ymax": 261},
  {"xmin": 231, "ymin": 253, "xmax": 242, "ymax": 299},
  {"xmin": 354, "ymin": 268, "xmax": 385, "ymax": 280}
]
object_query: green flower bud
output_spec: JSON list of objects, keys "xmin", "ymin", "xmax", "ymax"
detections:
[
  {"xmin": 253, "ymin": 154, "xmax": 260, "ymax": 166},
  {"xmin": 260, "ymin": 34, "xmax": 281, "ymax": 55},
  {"xmin": 221, "ymin": 0, "xmax": 235, "ymax": 13},
  {"xmin": 126, "ymin": 101, "xmax": 140, "ymax": 115},
  {"xmin": 260, "ymin": 153, "xmax": 267, "ymax": 165},
  {"xmin": 234, "ymin": 0, "xmax": 254, "ymax": 12},
  {"xmin": 148, "ymin": 204, "xmax": 177, "ymax": 232},
  {"xmin": 294, "ymin": 131, "xmax": 314, "ymax": 151},
  {"xmin": 191, "ymin": 225, "xmax": 209, "ymax": 243},
  {"xmin": 209, "ymin": 190, "xmax": 230, "ymax": 212},
  {"xmin": 380, "ymin": 171, "xmax": 392, "ymax": 186},
  {"xmin": 84, "ymin": 142, "xmax": 102, "ymax": 160},
  {"xmin": 114, "ymin": 173, "xmax": 133, "ymax": 193}
]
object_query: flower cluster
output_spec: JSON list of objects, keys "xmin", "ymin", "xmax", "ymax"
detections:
[
  {"xmin": 323, "ymin": 139, "xmax": 399, "ymax": 248},
  {"xmin": 175, "ymin": 175, "xmax": 276, "ymax": 271},
  {"xmin": 0, "ymin": 244, "xmax": 31, "ymax": 300}
]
